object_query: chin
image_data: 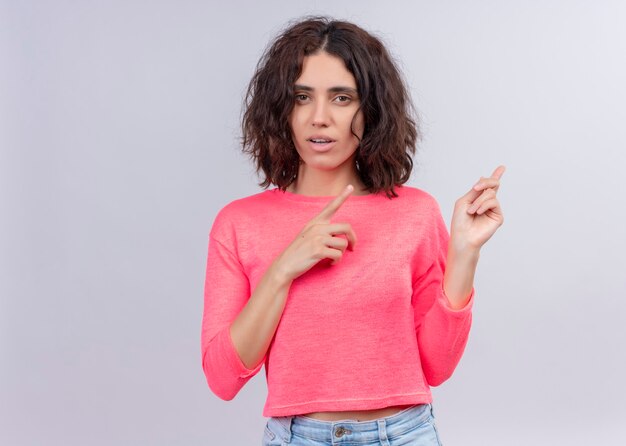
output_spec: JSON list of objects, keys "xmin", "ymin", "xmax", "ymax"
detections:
[{"xmin": 301, "ymin": 154, "xmax": 354, "ymax": 169}]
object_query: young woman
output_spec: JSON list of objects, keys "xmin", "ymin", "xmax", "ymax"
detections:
[{"xmin": 201, "ymin": 16, "xmax": 505, "ymax": 445}]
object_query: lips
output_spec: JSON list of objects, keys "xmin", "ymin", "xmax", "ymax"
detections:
[
  {"xmin": 307, "ymin": 135, "xmax": 336, "ymax": 144},
  {"xmin": 306, "ymin": 136, "xmax": 336, "ymax": 153}
]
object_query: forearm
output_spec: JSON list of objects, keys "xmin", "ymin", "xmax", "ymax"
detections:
[
  {"xmin": 229, "ymin": 262, "xmax": 293, "ymax": 369},
  {"xmin": 443, "ymin": 246, "xmax": 480, "ymax": 310},
  {"xmin": 417, "ymin": 244, "xmax": 476, "ymax": 385}
]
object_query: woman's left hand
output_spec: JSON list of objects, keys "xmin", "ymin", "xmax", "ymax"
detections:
[{"xmin": 449, "ymin": 165, "xmax": 506, "ymax": 252}]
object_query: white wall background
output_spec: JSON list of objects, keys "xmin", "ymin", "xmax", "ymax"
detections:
[{"xmin": 2, "ymin": 1, "xmax": 625, "ymax": 444}]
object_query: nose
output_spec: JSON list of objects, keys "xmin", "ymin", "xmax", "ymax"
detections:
[{"xmin": 311, "ymin": 100, "xmax": 330, "ymax": 127}]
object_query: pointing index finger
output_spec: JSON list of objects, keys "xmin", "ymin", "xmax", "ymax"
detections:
[
  {"xmin": 315, "ymin": 184, "xmax": 354, "ymax": 221},
  {"xmin": 491, "ymin": 165, "xmax": 506, "ymax": 180}
]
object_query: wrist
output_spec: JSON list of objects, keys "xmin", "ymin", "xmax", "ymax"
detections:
[
  {"xmin": 443, "ymin": 245, "xmax": 479, "ymax": 310},
  {"xmin": 268, "ymin": 260, "xmax": 294, "ymax": 287},
  {"xmin": 448, "ymin": 243, "xmax": 480, "ymax": 264}
]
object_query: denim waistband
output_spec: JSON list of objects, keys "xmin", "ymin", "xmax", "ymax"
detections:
[{"xmin": 270, "ymin": 403, "xmax": 433, "ymax": 443}]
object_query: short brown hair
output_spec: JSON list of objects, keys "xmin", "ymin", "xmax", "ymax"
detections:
[{"xmin": 241, "ymin": 16, "xmax": 421, "ymax": 199}]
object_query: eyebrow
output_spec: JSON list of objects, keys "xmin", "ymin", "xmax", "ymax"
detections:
[{"xmin": 294, "ymin": 84, "xmax": 358, "ymax": 95}]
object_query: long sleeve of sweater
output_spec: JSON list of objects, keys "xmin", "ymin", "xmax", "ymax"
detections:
[
  {"xmin": 200, "ymin": 209, "xmax": 264, "ymax": 401},
  {"xmin": 411, "ymin": 200, "xmax": 474, "ymax": 387}
]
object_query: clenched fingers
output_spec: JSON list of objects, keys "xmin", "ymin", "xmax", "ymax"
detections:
[
  {"xmin": 324, "ymin": 222, "xmax": 357, "ymax": 251},
  {"xmin": 467, "ymin": 188, "xmax": 497, "ymax": 214},
  {"xmin": 473, "ymin": 177, "xmax": 501, "ymax": 193},
  {"xmin": 469, "ymin": 197, "xmax": 501, "ymax": 215},
  {"xmin": 460, "ymin": 165, "xmax": 506, "ymax": 204}
]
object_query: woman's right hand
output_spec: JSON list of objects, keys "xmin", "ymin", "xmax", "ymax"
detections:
[{"xmin": 272, "ymin": 184, "xmax": 358, "ymax": 283}]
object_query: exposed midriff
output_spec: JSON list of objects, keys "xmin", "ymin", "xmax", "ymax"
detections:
[{"xmin": 300, "ymin": 404, "xmax": 416, "ymax": 422}]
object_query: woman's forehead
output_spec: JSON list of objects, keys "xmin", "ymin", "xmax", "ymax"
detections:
[{"xmin": 295, "ymin": 52, "xmax": 357, "ymax": 88}]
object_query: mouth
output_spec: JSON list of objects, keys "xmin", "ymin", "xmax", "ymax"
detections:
[
  {"xmin": 306, "ymin": 137, "xmax": 336, "ymax": 153},
  {"xmin": 307, "ymin": 137, "xmax": 336, "ymax": 144}
]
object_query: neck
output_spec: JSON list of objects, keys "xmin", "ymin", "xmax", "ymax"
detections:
[{"xmin": 287, "ymin": 166, "xmax": 368, "ymax": 197}]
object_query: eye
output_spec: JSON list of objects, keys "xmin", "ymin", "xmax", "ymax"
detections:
[
  {"xmin": 294, "ymin": 93, "xmax": 309, "ymax": 101},
  {"xmin": 334, "ymin": 95, "xmax": 352, "ymax": 103}
]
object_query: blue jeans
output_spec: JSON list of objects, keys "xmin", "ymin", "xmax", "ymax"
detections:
[{"xmin": 262, "ymin": 403, "xmax": 443, "ymax": 445}]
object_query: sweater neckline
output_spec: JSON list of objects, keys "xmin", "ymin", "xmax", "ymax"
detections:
[{"xmin": 269, "ymin": 186, "xmax": 383, "ymax": 203}]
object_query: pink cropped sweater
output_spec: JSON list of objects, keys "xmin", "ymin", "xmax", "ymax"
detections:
[{"xmin": 201, "ymin": 184, "xmax": 475, "ymax": 417}]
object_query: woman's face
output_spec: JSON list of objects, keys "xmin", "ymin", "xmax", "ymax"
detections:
[{"xmin": 289, "ymin": 51, "xmax": 364, "ymax": 173}]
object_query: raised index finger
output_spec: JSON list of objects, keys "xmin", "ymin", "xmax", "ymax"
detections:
[
  {"xmin": 314, "ymin": 184, "xmax": 354, "ymax": 221},
  {"xmin": 491, "ymin": 165, "xmax": 506, "ymax": 180}
]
